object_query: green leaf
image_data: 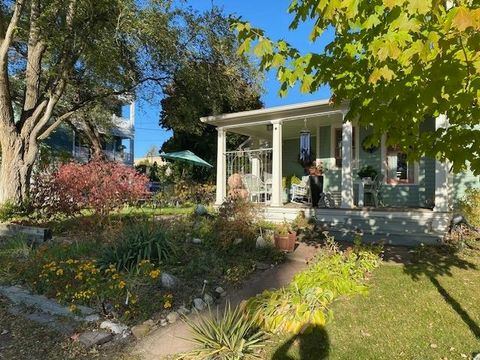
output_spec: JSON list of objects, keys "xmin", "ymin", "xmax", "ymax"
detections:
[{"xmin": 254, "ymin": 38, "xmax": 273, "ymax": 57}]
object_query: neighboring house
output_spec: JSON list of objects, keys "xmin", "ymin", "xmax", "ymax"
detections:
[
  {"xmin": 134, "ymin": 156, "xmax": 168, "ymax": 167},
  {"xmin": 45, "ymin": 100, "xmax": 135, "ymax": 166},
  {"xmin": 201, "ymin": 99, "xmax": 480, "ymax": 245}
]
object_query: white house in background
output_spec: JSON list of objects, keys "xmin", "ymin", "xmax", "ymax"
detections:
[
  {"xmin": 201, "ymin": 99, "xmax": 480, "ymax": 246},
  {"xmin": 46, "ymin": 100, "xmax": 135, "ymax": 166}
]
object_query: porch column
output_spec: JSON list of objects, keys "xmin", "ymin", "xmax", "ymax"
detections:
[
  {"xmin": 315, "ymin": 124, "xmax": 321, "ymax": 166},
  {"xmin": 271, "ymin": 120, "xmax": 283, "ymax": 207},
  {"xmin": 433, "ymin": 114, "xmax": 451, "ymax": 213},
  {"xmin": 129, "ymin": 138, "xmax": 134, "ymax": 165},
  {"xmin": 341, "ymin": 117, "xmax": 354, "ymax": 208},
  {"xmin": 215, "ymin": 127, "xmax": 227, "ymax": 205}
]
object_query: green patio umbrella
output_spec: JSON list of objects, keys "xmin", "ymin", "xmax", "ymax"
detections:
[{"xmin": 159, "ymin": 150, "xmax": 213, "ymax": 168}]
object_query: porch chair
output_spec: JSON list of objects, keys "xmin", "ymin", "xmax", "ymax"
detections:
[
  {"xmin": 242, "ymin": 174, "xmax": 270, "ymax": 203},
  {"xmin": 290, "ymin": 176, "xmax": 311, "ymax": 204},
  {"xmin": 364, "ymin": 174, "xmax": 384, "ymax": 207}
]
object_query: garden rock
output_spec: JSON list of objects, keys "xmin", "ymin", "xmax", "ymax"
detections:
[
  {"xmin": 177, "ymin": 305, "xmax": 190, "ymax": 315},
  {"xmin": 203, "ymin": 293, "xmax": 214, "ymax": 305},
  {"xmin": 131, "ymin": 324, "xmax": 151, "ymax": 339},
  {"xmin": 192, "ymin": 237, "xmax": 203, "ymax": 244},
  {"xmin": 214, "ymin": 287, "xmax": 227, "ymax": 298},
  {"xmin": 166, "ymin": 311, "xmax": 179, "ymax": 324},
  {"xmin": 256, "ymin": 236, "xmax": 268, "ymax": 248},
  {"xmin": 194, "ymin": 205, "xmax": 208, "ymax": 216},
  {"xmin": 142, "ymin": 319, "xmax": 155, "ymax": 327},
  {"xmin": 193, "ymin": 298, "xmax": 206, "ymax": 311},
  {"xmin": 78, "ymin": 331, "xmax": 113, "ymax": 348},
  {"xmin": 255, "ymin": 262, "xmax": 270, "ymax": 271},
  {"xmin": 160, "ymin": 319, "xmax": 168, "ymax": 327},
  {"xmin": 100, "ymin": 320, "xmax": 128, "ymax": 335},
  {"xmin": 161, "ymin": 273, "xmax": 179, "ymax": 289}
]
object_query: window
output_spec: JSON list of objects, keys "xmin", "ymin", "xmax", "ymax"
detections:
[
  {"xmin": 333, "ymin": 127, "xmax": 356, "ymax": 168},
  {"xmin": 385, "ymin": 145, "xmax": 416, "ymax": 184}
]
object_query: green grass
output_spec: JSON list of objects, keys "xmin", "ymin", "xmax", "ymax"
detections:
[{"xmin": 267, "ymin": 245, "xmax": 480, "ymax": 360}]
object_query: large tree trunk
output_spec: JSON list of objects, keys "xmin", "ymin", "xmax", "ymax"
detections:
[{"xmin": 0, "ymin": 134, "xmax": 37, "ymax": 206}]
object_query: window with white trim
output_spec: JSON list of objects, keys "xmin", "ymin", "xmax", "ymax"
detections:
[
  {"xmin": 333, "ymin": 127, "xmax": 356, "ymax": 168},
  {"xmin": 385, "ymin": 144, "xmax": 416, "ymax": 184}
]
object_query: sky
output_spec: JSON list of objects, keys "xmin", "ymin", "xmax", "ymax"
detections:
[{"xmin": 133, "ymin": 0, "xmax": 332, "ymax": 159}]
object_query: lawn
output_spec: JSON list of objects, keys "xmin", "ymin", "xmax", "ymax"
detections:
[{"xmin": 267, "ymin": 244, "xmax": 480, "ymax": 360}]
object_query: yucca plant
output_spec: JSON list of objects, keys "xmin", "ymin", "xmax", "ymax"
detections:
[
  {"xmin": 99, "ymin": 221, "xmax": 176, "ymax": 271},
  {"xmin": 183, "ymin": 303, "xmax": 267, "ymax": 360}
]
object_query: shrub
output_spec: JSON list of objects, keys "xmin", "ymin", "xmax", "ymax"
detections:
[
  {"xmin": 458, "ymin": 188, "xmax": 480, "ymax": 228},
  {"xmin": 31, "ymin": 157, "xmax": 149, "ymax": 218},
  {"xmin": 215, "ymin": 198, "xmax": 257, "ymax": 248},
  {"xmin": 99, "ymin": 221, "xmax": 176, "ymax": 271},
  {"xmin": 245, "ymin": 238, "xmax": 382, "ymax": 334},
  {"xmin": 184, "ymin": 303, "xmax": 267, "ymax": 360},
  {"xmin": 0, "ymin": 202, "xmax": 28, "ymax": 222}
]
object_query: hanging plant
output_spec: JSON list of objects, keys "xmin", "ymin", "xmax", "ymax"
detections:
[{"xmin": 361, "ymin": 134, "xmax": 379, "ymax": 153}]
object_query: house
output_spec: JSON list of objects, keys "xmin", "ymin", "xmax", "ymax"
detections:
[
  {"xmin": 45, "ymin": 100, "xmax": 135, "ymax": 166},
  {"xmin": 201, "ymin": 99, "xmax": 480, "ymax": 245}
]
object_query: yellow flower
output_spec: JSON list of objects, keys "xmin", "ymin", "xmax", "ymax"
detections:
[
  {"xmin": 56, "ymin": 269, "xmax": 64, "ymax": 276},
  {"xmin": 74, "ymin": 272, "xmax": 83, "ymax": 280},
  {"xmin": 118, "ymin": 281, "xmax": 126, "ymax": 289},
  {"xmin": 68, "ymin": 304, "xmax": 77, "ymax": 313},
  {"xmin": 66, "ymin": 259, "xmax": 74, "ymax": 264},
  {"xmin": 112, "ymin": 273, "xmax": 120, "ymax": 280},
  {"xmin": 149, "ymin": 270, "xmax": 160, "ymax": 279}
]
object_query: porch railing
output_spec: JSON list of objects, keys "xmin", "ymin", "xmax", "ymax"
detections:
[{"xmin": 225, "ymin": 148, "xmax": 273, "ymax": 203}]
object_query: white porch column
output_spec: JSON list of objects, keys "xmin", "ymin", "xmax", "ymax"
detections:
[
  {"xmin": 271, "ymin": 120, "xmax": 283, "ymax": 207},
  {"xmin": 215, "ymin": 128, "xmax": 227, "ymax": 205},
  {"xmin": 433, "ymin": 114, "xmax": 451, "ymax": 213},
  {"xmin": 341, "ymin": 117, "xmax": 354, "ymax": 208},
  {"xmin": 315, "ymin": 124, "xmax": 321, "ymax": 166}
]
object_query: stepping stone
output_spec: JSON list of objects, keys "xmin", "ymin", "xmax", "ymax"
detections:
[{"xmin": 78, "ymin": 331, "xmax": 113, "ymax": 348}]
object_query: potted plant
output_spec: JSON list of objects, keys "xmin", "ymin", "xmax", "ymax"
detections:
[
  {"xmin": 357, "ymin": 165, "xmax": 378, "ymax": 180},
  {"xmin": 274, "ymin": 222, "xmax": 297, "ymax": 252}
]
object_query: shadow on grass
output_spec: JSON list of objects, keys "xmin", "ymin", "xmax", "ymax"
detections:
[
  {"xmin": 403, "ymin": 245, "xmax": 480, "ymax": 339},
  {"xmin": 272, "ymin": 326, "xmax": 329, "ymax": 360}
]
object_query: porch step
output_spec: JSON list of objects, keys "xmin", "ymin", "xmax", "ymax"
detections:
[
  {"xmin": 343, "ymin": 217, "xmax": 433, "ymax": 235},
  {"xmin": 327, "ymin": 228, "xmax": 443, "ymax": 247}
]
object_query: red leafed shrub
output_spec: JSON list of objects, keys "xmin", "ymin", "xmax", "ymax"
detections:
[{"xmin": 32, "ymin": 158, "xmax": 149, "ymax": 218}]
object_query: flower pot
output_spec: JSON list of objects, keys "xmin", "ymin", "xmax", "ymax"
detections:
[{"xmin": 274, "ymin": 231, "xmax": 297, "ymax": 252}]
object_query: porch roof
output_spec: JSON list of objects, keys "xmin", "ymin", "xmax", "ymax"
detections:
[{"xmin": 200, "ymin": 99, "xmax": 348, "ymax": 129}]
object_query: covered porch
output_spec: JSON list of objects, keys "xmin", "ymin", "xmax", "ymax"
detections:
[{"xmin": 200, "ymin": 100, "xmax": 452, "ymax": 236}]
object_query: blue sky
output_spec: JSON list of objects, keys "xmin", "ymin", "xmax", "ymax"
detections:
[{"xmin": 134, "ymin": 0, "xmax": 332, "ymax": 159}]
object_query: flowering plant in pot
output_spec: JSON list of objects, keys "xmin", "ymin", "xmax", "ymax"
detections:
[{"xmin": 274, "ymin": 222, "xmax": 297, "ymax": 252}]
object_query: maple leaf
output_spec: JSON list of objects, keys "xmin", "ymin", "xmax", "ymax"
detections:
[{"xmin": 452, "ymin": 6, "xmax": 474, "ymax": 31}]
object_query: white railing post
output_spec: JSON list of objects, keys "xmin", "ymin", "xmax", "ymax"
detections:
[
  {"xmin": 341, "ymin": 114, "xmax": 354, "ymax": 208},
  {"xmin": 215, "ymin": 128, "xmax": 227, "ymax": 205},
  {"xmin": 271, "ymin": 120, "xmax": 283, "ymax": 207}
]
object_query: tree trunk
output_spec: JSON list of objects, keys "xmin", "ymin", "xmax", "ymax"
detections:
[{"xmin": 0, "ymin": 135, "xmax": 37, "ymax": 206}]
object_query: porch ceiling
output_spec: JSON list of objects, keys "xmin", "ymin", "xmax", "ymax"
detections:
[{"xmin": 222, "ymin": 112, "xmax": 343, "ymax": 141}]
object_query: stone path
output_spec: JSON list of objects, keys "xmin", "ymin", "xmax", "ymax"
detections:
[{"xmin": 133, "ymin": 242, "xmax": 320, "ymax": 360}]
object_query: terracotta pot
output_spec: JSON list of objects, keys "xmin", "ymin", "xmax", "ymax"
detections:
[{"xmin": 274, "ymin": 232, "xmax": 297, "ymax": 252}]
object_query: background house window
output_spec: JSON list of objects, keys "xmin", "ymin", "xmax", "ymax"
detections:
[
  {"xmin": 334, "ymin": 127, "xmax": 356, "ymax": 168},
  {"xmin": 386, "ymin": 145, "xmax": 415, "ymax": 184}
]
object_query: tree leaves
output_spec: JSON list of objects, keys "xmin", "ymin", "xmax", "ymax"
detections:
[{"xmin": 233, "ymin": 0, "xmax": 480, "ymax": 174}]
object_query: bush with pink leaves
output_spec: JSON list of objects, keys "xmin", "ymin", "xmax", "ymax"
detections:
[{"xmin": 32, "ymin": 158, "xmax": 149, "ymax": 218}]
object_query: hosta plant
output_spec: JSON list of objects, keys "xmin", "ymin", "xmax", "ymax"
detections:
[{"xmin": 183, "ymin": 303, "xmax": 267, "ymax": 360}]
